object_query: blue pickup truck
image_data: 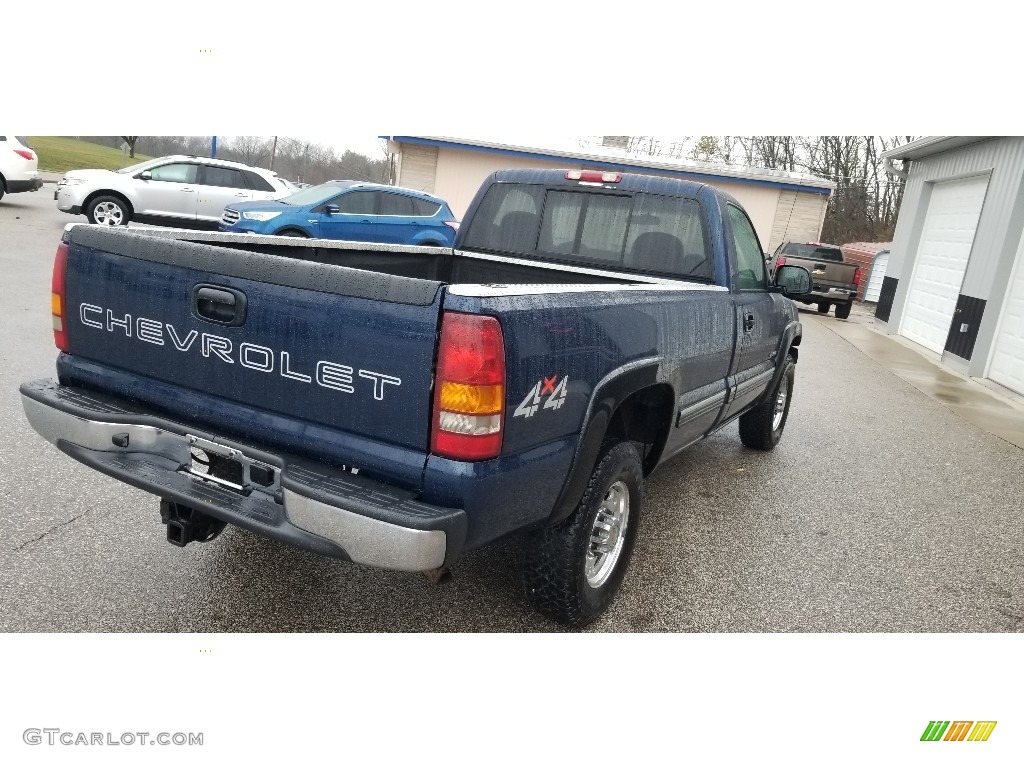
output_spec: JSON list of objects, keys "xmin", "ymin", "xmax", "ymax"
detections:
[{"xmin": 20, "ymin": 168, "xmax": 810, "ymax": 626}]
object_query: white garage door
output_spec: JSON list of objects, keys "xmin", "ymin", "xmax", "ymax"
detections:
[
  {"xmin": 900, "ymin": 176, "xmax": 989, "ymax": 353},
  {"xmin": 864, "ymin": 250, "xmax": 890, "ymax": 303},
  {"xmin": 988, "ymin": 231, "xmax": 1024, "ymax": 395}
]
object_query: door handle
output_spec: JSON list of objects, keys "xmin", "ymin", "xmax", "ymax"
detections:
[
  {"xmin": 743, "ymin": 313, "xmax": 755, "ymax": 332},
  {"xmin": 181, "ymin": 187, "xmax": 195, "ymax": 192},
  {"xmin": 193, "ymin": 284, "xmax": 247, "ymax": 326},
  {"xmin": 234, "ymin": 192, "xmax": 248, "ymax": 197}
]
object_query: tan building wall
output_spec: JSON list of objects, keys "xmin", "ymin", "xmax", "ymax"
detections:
[{"xmin": 394, "ymin": 142, "xmax": 826, "ymax": 254}]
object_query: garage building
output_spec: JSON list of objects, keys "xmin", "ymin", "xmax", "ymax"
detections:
[
  {"xmin": 876, "ymin": 136, "xmax": 1024, "ymax": 398},
  {"xmin": 385, "ymin": 136, "xmax": 835, "ymax": 254}
]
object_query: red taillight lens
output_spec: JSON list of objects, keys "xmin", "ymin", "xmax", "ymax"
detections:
[
  {"xmin": 431, "ymin": 312, "xmax": 506, "ymax": 461},
  {"xmin": 853, "ymin": 267, "xmax": 863, "ymax": 286},
  {"xmin": 52, "ymin": 243, "xmax": 70, "ymax": 352},
  {"xmin": 776, "ymin": 257, "xmax": 787, "ymax": 267},
  {"xmin": 566, "ymin": 170, "xmax": 622, "ymax": 183},
  {"xmin": 14, "ymin": 149, "xmax": 35, "ymax": 161}
]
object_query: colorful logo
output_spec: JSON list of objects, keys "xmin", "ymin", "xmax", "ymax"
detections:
[{"xmin": 920, "ymin": 721, "xmax": 997, "ymax": 742}]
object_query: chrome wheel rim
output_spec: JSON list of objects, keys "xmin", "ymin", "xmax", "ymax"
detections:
[
  {"xmin": 93, "ymin": 201, "xmax": 124, "ymax": 225},
  {"xmin": 585, "ymin": 480, "xmax": 630, "ymax": 588},
  {"xmin": 772, "ymin": 380, "xmax": 789, "ymax": 431}
]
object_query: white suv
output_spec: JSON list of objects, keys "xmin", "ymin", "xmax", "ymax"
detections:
[
  {"xmin": 56, "ymin": 154, "xmax": 292, "ymax": 228},
  {"xmin": 0, "ymin": 136, "xmax": 43, "ymax": 201}
]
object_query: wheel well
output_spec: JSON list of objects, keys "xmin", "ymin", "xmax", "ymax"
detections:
[
  {"xmin": 83, "ymin": 190, "xmax": 133, "ymax": 216},
  {"xmin": 604, "ymin": 384, "xmax": 675, "ymax": 475},
  {"xmin": 273, "ymin": 227, "xmax": 309, "ymax": 237}
]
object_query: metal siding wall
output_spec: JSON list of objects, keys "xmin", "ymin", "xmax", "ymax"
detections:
[{"xmin": 882, "ymin": 138, "xmax": 1024, "ymax": 340}]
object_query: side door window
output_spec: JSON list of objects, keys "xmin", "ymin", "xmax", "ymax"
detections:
[
  {"xmin": 148, "ymin": 163, "xmax": 198, "ymax": 184},
  {"xmin": 332, "ymin": 190, "xmax": 378, "ymax": 215},
  {"xmin": 378, "ymin": 192, "xmax": 417, "ymax": 217},
  {"xmin": 201, "ymin": 165, "xmax": 248, "ymax": 191},
  {"xmin": 728, "ymin": 205, "xmax": 767, "ymax": 290}
]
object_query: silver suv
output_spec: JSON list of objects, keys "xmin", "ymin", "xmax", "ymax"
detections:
[{"xmin": 55, "ymin": 155, "xmax": 293, "ymax": 228}]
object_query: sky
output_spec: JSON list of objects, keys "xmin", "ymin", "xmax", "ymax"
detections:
[{"xmin": 11, "ymin": 6, "xmax": 1016, "ymax": 147}]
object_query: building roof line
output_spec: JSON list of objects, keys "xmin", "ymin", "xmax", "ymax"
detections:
[
  {"xmin": 881, "ymin": 136, "xmax": 993, "ymax": 161},
  {"xmin": 385, "ymin": 136, "xmax": 835, "ymax": 195}
]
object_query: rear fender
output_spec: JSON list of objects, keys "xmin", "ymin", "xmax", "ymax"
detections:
[{"xmin": 546, "ymin": 359, "xmax": 661, "ymax": 526}]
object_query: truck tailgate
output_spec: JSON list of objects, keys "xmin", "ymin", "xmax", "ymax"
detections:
[
  {"xmin": 789, "ymin": 256, "xmax": 857, "ymax": 290},
  {"xmin": 62, "ymin": 228, "xmax": 444, "ymax": 456}
]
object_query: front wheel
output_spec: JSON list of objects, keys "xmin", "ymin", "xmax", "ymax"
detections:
[
  {"xmin": 86, "ymin": 195, "xmax": 131, "ymax": 226},
  {"xmin": 739, "ymin": 354, "xmax": 795, "ymax": 450},
  {"xmin": 520, "ymin": 441, "xmax": 642, "ymax": 627}
]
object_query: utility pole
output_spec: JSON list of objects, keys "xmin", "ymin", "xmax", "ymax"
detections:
[
  {"xmin": 211, "ymin": 136, "xmax": 217, "ymax": 157},
  {"xmin": 270, "ymin": 136, "xmax": 278, "ymax": 171}
]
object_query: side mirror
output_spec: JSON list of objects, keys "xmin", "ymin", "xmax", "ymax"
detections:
[
  {"xmin": 323, "ymin": 204, "xmax": 340, "ymax": 215},
  {"xmin": 137, "ymin": 170, "xmax": 152, "ymax": 180},
  {"xmin": 773, "ymin": 264, "xmax": 812, "ymax": 298}
]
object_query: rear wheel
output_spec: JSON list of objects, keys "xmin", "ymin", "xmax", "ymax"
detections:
[
  {"xmin": 86, "ymin": 195, "xmax": 130, "ymax": 226},
  {"xmin": 816, "ymin": 302, "xmax": 831, "ymax": 314},
  {"xmin": 739, "ymin": 354, "xmax": 795, "ymax": 450},
  {"xmin": 520, "ymin": 441, "xmax": 642, "ymax": 627},
  {"xmin": 835, "ymin": 301, "xmax": 852, "ymax": 319}
]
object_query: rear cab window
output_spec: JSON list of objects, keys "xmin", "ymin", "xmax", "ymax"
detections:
[
  {"xmin": 780, "ymin": 242, "xmax": 843, "ymax": 261},
  {"xmin": 460, "ymin": 183, "xmax": 714, "ymax": 281}
]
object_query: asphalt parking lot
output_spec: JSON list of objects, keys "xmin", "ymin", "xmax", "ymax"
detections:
[{"xmin": 2, "ymin": 187, "xmax": 1023, "ymax": 632}]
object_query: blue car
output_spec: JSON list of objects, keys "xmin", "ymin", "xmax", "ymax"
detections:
[{"xmin": 219, "ymin": 180, "xmax": 459, "ymax": 246}]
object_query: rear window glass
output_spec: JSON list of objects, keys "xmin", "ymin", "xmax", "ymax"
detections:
[
  {"xmin": 244, "ymin": 170, "xmax": 276, "ymax": 192},
  {"xmin": 781, "ymin": 243, "xmax": 843, "ymax": 261},
  {"xmin": 462, "ymin": 183, "xmax": 712, "ymax": 280}
]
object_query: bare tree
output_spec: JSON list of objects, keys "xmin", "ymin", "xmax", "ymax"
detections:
[
  {"xmin": 228, "ymin": 136, "xmax": 273, "ymax": 167},
  {"xmin": 121, "ymin": 136, "xmax": 139, "ymax": 158}
]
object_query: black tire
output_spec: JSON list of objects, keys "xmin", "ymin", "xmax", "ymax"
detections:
[
  {"xmin": 835, "ymin": 301, "xmax": 852, "ymax": 319},
  {"xmin": 275, "ymin": 229, "xmax": 309, "ymax": 238},
  {"xmin": 816, "ymin": 302, "xmax": 831, "ymax": 314},
  {"xmin": 0, "ymin": 177, "xmax": 6, "ymax": 202},
  {"xmin": 86, "ymin": 194, "xmax": 131, "ymax": 226},
  {"xmin": 739, "ymin": 354, "xmax": 796, "ymax": 451},
  {"xmin": 520, "ymin": 441, "xmax": 642, "ymax": 627}
]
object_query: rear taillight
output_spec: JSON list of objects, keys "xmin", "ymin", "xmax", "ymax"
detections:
[
  {"xmin": 52, "ymin": 243, "xmax": 69, "ymax": 352},
  {"xmin": 566, "ymin": 170, "xmax": 622, "ymax": 183},
  {"xmin": 431, "ymin": 312, "xmax": 506, "ymax": 461},
  {"xmin": 853, "ymin": 267, "xmax": 863, "ymax": 286},
  {"xmin": 776, "ymin": 257, "xmax": 787, "ymax": 267},
  {"xmin": 14, "ymin": 149, "xmax": 34, "ymax": 161},
  {"xmin": 444, "ymin": 220, "xmax": 460, "ymax": 232}
]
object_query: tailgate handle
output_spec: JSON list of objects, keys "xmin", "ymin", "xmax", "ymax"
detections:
[{"xmin": 193, "ymin": 285, "xmax": 247, "ymax": 326}]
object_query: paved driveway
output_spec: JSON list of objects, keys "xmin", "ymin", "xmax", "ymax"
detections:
[{"xmin": 1, "ymin": 189, "xmax": 1022, "ymax": 631}]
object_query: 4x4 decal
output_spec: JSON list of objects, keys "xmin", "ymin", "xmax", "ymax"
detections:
[{"xmin": 514, "ymin": 375, "xmax": 568, "ymax": 418}]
